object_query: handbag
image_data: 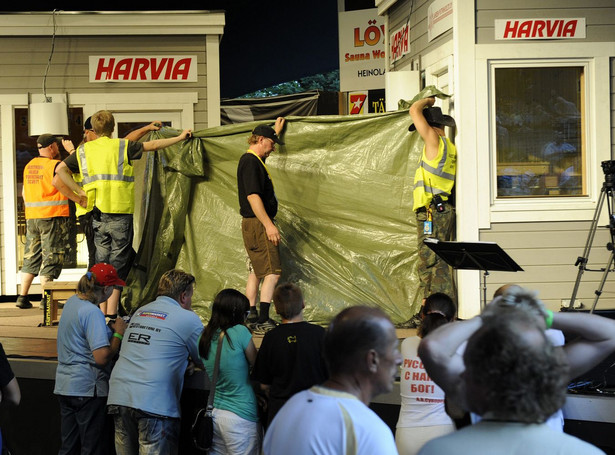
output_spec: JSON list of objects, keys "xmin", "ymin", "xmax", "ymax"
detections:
[{"xmin": 192, "ymin": 331, "xmax": 225, "ymax": 452}]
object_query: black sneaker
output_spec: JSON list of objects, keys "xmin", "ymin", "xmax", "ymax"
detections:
[
  {"xmin": 16, "ymin": 295, "xmax": 32, "ymax": 309},
  {"xmin": 246, "ymin": 312, "xmax": 259, "ymax": 324},
  {"xmin": 251, "ymin": 319, "xmax": 279, "ymax": 335},
  {"xmin": 397, "ymin": 313, "xmax": 422, "ymax": 329}
]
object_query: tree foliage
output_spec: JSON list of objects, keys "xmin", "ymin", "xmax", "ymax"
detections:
[{"xmin": 240, "ymin": 70, "xmax": 340, "ymax": 98}]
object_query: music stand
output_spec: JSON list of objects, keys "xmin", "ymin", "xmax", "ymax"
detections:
[{"xmin": 424, "ymin": 239, "xmax": 523, "ymax": 308}]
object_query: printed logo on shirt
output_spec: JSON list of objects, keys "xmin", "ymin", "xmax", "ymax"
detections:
[
  {"xmin": 128, "ymin": 332, "xmax": 151, "ymax": 345},
  {"xmin": 287, "ymin": 335, "xmax": 297, "ymax": 344},
  {"xmin": 137, "ymin": 310, "xmax": 168, "ymax": 320},
  {"xmin": 402, "ymin": 356, "xmax": 440, "ymax": 398}
]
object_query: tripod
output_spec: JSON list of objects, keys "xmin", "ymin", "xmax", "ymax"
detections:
[{"xmin": 569, "ymin": 161, "xmax": 615, "ymax": 313}]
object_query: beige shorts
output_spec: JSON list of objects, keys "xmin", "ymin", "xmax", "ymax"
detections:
[{"xmin": 241, "ymin": 217, "xmax": 282, "ymax": 279}]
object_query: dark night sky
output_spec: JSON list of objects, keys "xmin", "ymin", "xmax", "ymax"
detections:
[
  {"xmin": 214, "ymin": 0, "xmax": 340, "ymax": 98},
  {"xmin": 3, "ymin": 1, "xmax": 341, "ymax": 98}
]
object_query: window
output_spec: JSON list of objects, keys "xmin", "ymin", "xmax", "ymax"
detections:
[
  {"xmin": 494, "ymin": 65, "xmax": 585, "ymax": 198},
  {"xmin": 15, "ymin": 107, "xmax": 87, "ymax": 268}
]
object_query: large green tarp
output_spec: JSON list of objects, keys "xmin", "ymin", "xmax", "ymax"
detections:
[{"xmin": 123, "ymin": 87, "xmax": 451, "ymax": 325}]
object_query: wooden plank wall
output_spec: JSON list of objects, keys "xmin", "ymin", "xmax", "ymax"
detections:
[
  {"xmin": 612, "ymin": 57, "xmax": 615, "ymax": 162},
  {"xmin": 387, "ymin": 0, "xmax": 453, "ymax": 71},
  {"xmin": 0, "ymin": 34, "xmax": 212, "ymax": 295},
  {"xmin": 479, "ymin": 221, "xmax": 615, "ymax": 312},
  {"xmin": 0, "ymin": 36, "xmax": 209, "ymax": 128}
]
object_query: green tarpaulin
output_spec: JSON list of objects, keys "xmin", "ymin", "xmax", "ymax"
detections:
[{"xmin": 123, "ymin": 87, "xmax": 452, "ymax": 325}]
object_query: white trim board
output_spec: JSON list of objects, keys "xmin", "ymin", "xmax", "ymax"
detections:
[{"xmin": 0, "ymin": 11, "xmax": 225, "ymax": 36}]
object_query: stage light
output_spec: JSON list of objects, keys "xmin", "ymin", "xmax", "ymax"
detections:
[{"xmin": 28, "ymin": 10, "xmax": 69, "ymax": 136}]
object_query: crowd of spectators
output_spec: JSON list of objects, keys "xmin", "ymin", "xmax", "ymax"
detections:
[{"xmin": 5, "ymin": 274, "xmax": 615, "ymax": 454}]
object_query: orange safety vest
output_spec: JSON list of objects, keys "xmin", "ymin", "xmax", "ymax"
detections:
[{"xmin": 23, "ymin": 156, "xmax": 69, "ymax": 219}]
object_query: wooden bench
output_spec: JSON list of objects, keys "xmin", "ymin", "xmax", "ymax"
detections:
[{"xmin": 41, "ymin": 281, "xmax": 77, "ymax": 327}]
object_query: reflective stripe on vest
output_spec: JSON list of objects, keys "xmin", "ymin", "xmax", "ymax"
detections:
[
  {"xmin": 77, "ymin": 137, "xmax": 135, "ymax": 214},
  {"xmin": 23, "ymin": 156, "xmax": 69, "ymax": 219},
  {"xmin": 413, "ymin": 137, "xmax": 456, "ymax": 212},
  {"xmin": 71, "ymin": 148, "xmax": 93, "ymax": 217}
]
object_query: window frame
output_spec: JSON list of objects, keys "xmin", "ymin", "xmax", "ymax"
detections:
[
  {"xmin": 491, "ymin": 60, "xmax": 588, "ymax": 201},
  {"xmin": 479, "ymin": 54, "xmax": 611, "ymax": 223}
]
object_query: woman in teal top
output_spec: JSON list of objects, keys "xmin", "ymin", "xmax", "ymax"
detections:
[{"xmin": 200, "ymin": 289, "xmax": 260, "ymax": 455}]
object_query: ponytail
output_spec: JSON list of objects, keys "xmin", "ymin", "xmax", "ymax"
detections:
[{"xmin": 77, "ymin": 271, "xmax": 103, "ymax": 303}]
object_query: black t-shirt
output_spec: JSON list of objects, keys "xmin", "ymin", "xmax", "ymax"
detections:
[
  {"xmin": 236, "ymin": 152, "xmax": 277, "ymax": 218},
  {"xmin": 251, "ymin": 322, "xmax": 328, "ymax": 423}
]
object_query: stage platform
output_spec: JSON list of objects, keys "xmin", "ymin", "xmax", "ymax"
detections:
[
  {"xmin": 1, "ymin": 300, "xmax": 614, "ymax": 454},
  {"xmin": 0, "ymin": 298, "xmax": 417, "ymax": 454},
  {"xmin": 0, "ymin": 299, "xmax": 417, "ymax": 363}
]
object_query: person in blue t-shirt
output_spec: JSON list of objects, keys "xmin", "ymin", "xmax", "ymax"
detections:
[
  {"xmin": 54, "ymin": 263, "xmax": 127, "ymax": 455},
  {"xmin": 107, "ymin": 270, "xmax": 203, "ymax": 455},
  {"xmin": 200, "ymin": 289, "xmax": 260, "ymax": 455}
]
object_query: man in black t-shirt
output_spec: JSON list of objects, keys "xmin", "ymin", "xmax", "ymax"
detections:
[
  {"xmin": 251, "ymin": 283, "xmax": 327, "ymax": 427},
  {"xmin": 237, "ymin": 118, "xmax": 285, "ymax": 333}
]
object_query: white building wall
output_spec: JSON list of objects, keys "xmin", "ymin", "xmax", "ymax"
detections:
[
  {"xmin": 379, "ymin": 0, "xmax": 615, "ymax": 316},
  {"xmin": 0, "ymin": 11, "xmax": 223, "ymax": 295}
]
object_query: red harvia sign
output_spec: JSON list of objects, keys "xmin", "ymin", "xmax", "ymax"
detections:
[
  {"xmin": 495, "ymin": 18, "xmax": 586, "ymax": 40},
  {"xmin": 89, "ymin": 56, "xmax": 198, "ymax": 83}
]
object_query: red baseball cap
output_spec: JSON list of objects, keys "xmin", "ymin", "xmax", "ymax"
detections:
[{"xmin": 89, "ymin": 263, "xmax": 126, "ymax": 286}]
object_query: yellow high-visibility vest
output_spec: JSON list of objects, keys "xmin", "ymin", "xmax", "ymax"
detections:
[
  {"xmin": 23, "ymin": 156, "xmax": 69, "ymax": 219},
  {"xmin": 413, "ymin": 136, "xmax": 456, "ymax": 212},
  {"xmin": 76, "ymin": 137, "xmax": 135, "ymax": 214},
  {"xmin": 71, "ymin": 159, "xmax": 93, "ymax": 217}
]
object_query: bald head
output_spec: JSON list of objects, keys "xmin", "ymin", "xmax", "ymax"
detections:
[
  {"xmin": 493, "ymin": 283, "xmax": 523, "ymax": 298},
  {"xmin": 324, "ymin": 306, "xmax": 395, "ymax": 375}
]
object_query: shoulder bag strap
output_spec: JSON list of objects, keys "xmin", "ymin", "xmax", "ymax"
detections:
[{"xmin": 206, "ymin": 331, "xmax": 225, "ymax": 410}]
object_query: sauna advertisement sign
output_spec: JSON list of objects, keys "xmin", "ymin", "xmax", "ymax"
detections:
[
  {"xmin": 495, "ymin": 18, "xmax": 586, "ymax": 40},
  {"xmin": 338, "ymin": 9, "xmax": 386, "ymax": 92},
  {"xmin": 89, "ymin": 56, "xmax": 198, "ymax": 82}
]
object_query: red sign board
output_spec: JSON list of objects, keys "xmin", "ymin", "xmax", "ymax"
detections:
[
  {"xmin": 89, "ymin": 56, "xmax": 198, "ymax": 82},
  {"xmin": 495, "ymin": 18, "xmax": 586, "ymax": 40}
]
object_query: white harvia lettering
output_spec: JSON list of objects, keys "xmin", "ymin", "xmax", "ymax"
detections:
[
  {"xmin": 94, "ymin": 57, "xmax": 192, "ymax": 81},
  {"xmin": 503, "ymin": 19, "xmax": 578, "ymax": 39}
]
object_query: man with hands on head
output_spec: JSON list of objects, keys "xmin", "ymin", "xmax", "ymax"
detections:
[
  {"xmin": 53, "ymin": 110, "xmax": 191, "ymax": 318},
  {"xmin": 417, "ymin": 286, "xmax": 615, "ymax": 454},
  {"xmin": 237, "ymin": 117, "xmax": 286, "ymax": 333}
]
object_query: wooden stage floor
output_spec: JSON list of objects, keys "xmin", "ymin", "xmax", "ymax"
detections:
[
  {"xmin": 0, "ymin": 300, "xmax": 416, "ymax": 361},
  {"xmin": 0, "ymin": 300, "xmax": 58, "ymax": 359}
]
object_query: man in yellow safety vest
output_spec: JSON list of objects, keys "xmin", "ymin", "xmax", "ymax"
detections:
[
  {"xmin": 54, "ymin": 110, "xmax": 191, "ymax": 318},
  {"xmin": 409, "ymin": 97, "xmax": 457, "ymax": 303}
]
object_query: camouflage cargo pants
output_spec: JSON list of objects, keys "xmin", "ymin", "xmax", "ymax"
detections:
[
  {"xmin": 416, "ymin": 203, "xmax": 456, "ymax": 301},
  {"xmin": 21, "ymin": 217, "xmax": 70, "ymax": 279}
]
